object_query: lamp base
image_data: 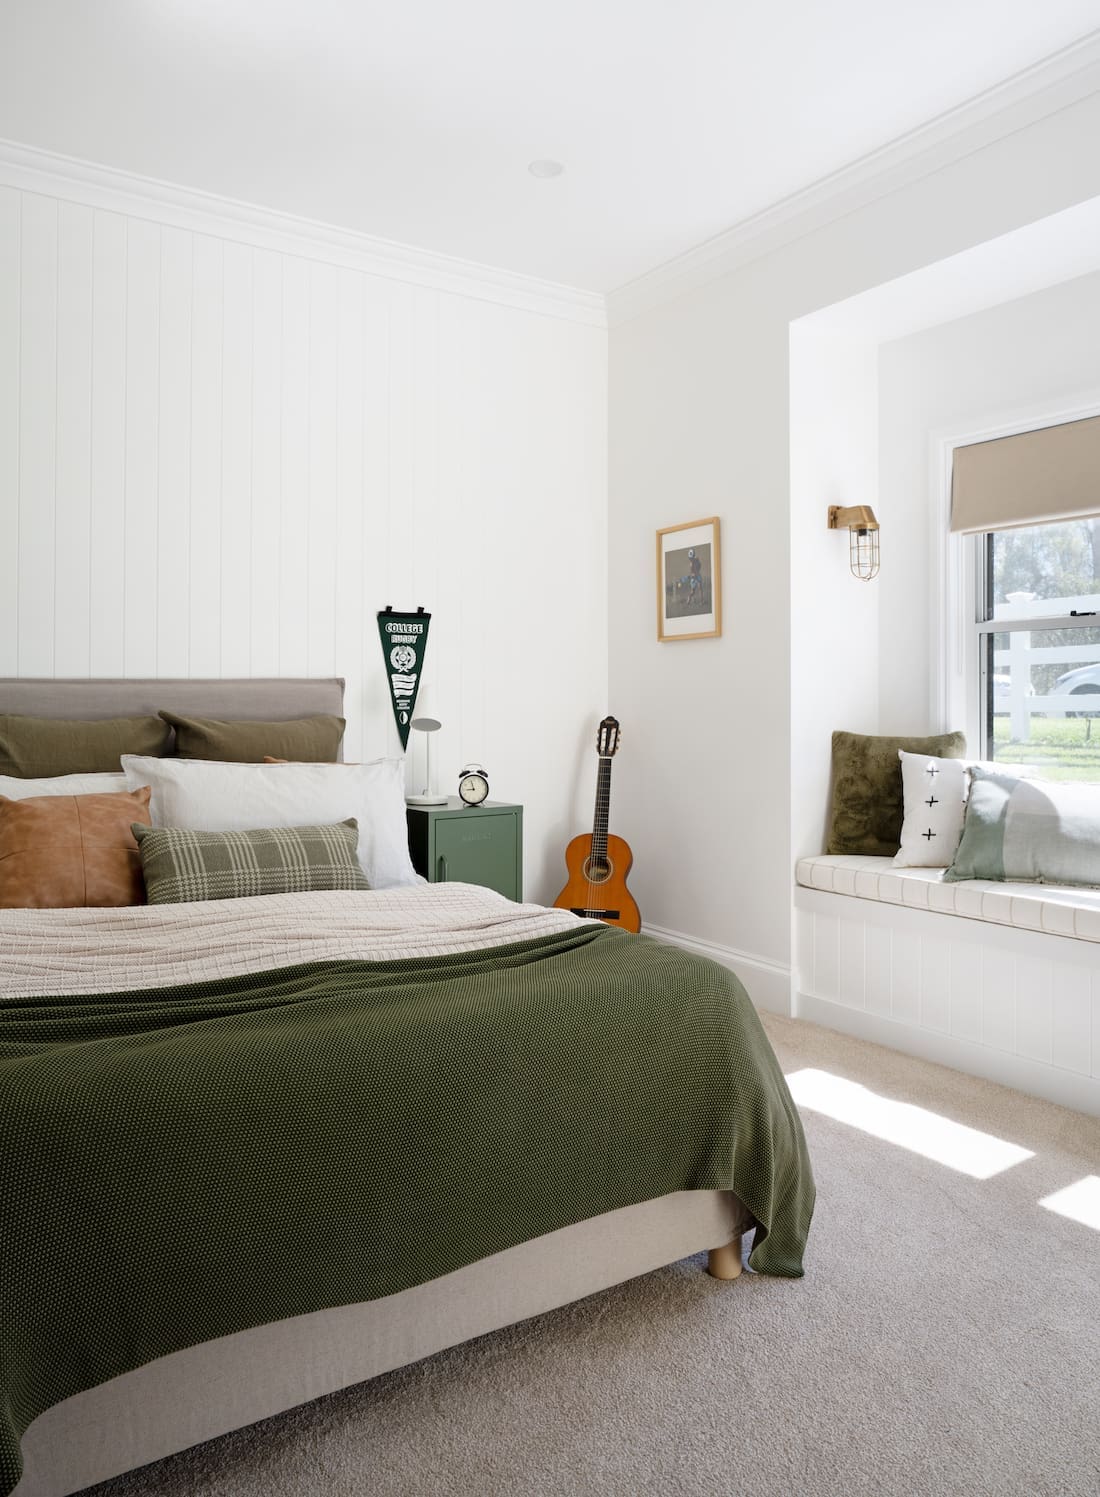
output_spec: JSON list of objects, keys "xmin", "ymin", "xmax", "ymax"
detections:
[{"xmin": 406, "ymin": 792, "xmax": 449, "ymax": 806}]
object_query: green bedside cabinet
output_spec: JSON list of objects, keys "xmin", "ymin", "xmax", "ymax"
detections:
[{"xmin": 406, "ymin": 799, "xmax": 523, "ymax": 901}]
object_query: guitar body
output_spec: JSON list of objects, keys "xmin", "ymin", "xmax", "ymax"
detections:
[{"xmin": 553, "ymin": 833, "xmax": 641, "ymax": 933}]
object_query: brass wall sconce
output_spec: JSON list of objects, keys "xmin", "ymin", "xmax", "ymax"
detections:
[{"xmin": 828, "ymin": 505, "xmax": 880, "ymax": 581}]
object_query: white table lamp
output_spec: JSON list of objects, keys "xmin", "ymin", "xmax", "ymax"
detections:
[{"xmin": 406, "ymin": 717, "xmax": 448, "ymax": 805}]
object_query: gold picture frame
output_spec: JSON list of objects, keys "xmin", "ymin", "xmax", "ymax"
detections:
[{"xmin": 656, "ymin": 517, "xmax": 722, "ymax": 641}]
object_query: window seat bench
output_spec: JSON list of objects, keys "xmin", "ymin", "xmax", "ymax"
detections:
[
  {"xmin": 793, "ymin": 856, "xmax": 1100, "ymax": 1118},
  {"xmin": 796, "ymin": 855, "xmax": 1100, "ymax": 943}
]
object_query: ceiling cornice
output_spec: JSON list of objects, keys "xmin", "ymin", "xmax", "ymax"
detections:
[
  {"xmin": 607, "ymin": 29, "xmax": 1100, "ymax": 328},
  {"xmin": 4, "ymin": 29, "xmax": 1100, "ymax": 336},
  {"xmin": 0, "ymin": 138, "xmax": 608, "ymax": 330}
]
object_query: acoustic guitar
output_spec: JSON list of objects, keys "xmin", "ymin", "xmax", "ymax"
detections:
[{"xmin": 553, "ymin": 716, "xmax": 641, "ymax": 933}]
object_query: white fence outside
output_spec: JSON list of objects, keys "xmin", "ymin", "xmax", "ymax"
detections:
[{"xmin": 993, "ymin": 592, "xmax": 1100, "ymax": 738}]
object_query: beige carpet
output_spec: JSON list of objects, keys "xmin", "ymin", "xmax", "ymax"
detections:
[{"xmin": 89, "ymin": 1015, "xmax": 1100, "ymax": 1497}]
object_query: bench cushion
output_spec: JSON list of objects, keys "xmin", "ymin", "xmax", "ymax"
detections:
[{"xmin": 796, "ymin": 855, "xmax": 1100, "ymax": 943}]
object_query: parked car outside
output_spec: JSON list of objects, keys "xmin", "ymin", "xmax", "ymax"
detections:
[{"xmin": 1049, "ymin": 663, "xmax": 1100, "ymax": 717}]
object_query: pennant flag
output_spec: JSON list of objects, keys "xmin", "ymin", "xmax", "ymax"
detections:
[{"xmin": 376, "ymin": 608, "xmax": 431, "ymax": 750}]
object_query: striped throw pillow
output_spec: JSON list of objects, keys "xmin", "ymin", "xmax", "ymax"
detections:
[{"xmin": 132, "ymin": 820, "xmax": 370, "ymax": 905}]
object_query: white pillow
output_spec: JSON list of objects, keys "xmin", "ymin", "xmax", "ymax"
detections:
[
  {"xmin": 0, "ymin": 771, "xmax": 130, "ymax": 799},
  {"xmin": 120, "ymin": 756, "xmax": 421, "ymax": 890},
  {"xmin": 894, "ymin": 751, "xmax": 968, "ymax": 867}
]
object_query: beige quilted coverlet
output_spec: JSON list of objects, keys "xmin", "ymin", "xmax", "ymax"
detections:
[{"xmin": 0, "ymin": 885, "xmax": 590, "ymax": 999}]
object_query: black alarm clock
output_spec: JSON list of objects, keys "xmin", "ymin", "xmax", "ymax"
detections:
[{"xmin": 458, "ymin": 764, "xmax": 489, "ymax": 807}]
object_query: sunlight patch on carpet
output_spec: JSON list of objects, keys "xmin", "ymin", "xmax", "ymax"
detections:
[
  {"xmin": 785, "ymin": 1068, "xmax": 1034, "ymax": 1179},
  {"xmin": 1040, "ymin": 1175, "xmax": 1100, "ymax": 1230}
]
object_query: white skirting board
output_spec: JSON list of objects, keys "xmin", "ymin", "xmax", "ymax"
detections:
[
  {"xmin": 795, "ymin": 886, "xmax": 1100, "ymax": 1117},
  {"xmin": 642, "ymin": 923, "xmax": 792, "ymax": 1016}
]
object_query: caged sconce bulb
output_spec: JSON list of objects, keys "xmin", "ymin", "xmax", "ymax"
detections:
[{"xmin": 827, "ymin": 505, "xmax": 880, "ymax": 581}]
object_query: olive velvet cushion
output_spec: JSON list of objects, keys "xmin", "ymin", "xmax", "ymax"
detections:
[
  {"xmin": 158, "ymin": 711, "xmax": 345, "ymax": 763},
  {"xmin": 0, "ymin": 786, "xmax": 152, "ymax": 908},
  {"xmin": 826, "ymin": 729, "xmax": 967, "ymax": 856},
  {"xmin": 0, "ymin": 714, "xmax": 170, "ymax": 778}
]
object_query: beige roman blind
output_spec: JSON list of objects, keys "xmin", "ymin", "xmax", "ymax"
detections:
[{"xmin": 950, "ymin": 414, "xmax": 1100, "ymax": 534}]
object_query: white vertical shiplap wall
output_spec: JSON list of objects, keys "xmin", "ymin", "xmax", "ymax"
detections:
[{"xmin": 0, "ymin": 183, "xmax": 608, "ymax": 901}]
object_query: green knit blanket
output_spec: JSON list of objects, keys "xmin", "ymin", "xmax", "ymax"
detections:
[{"xmin": 0, "ymin": 925, "xmax": 814, "ymax": 1493}]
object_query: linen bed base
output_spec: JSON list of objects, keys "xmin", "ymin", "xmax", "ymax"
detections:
[
  {"xmin": 3, "ymin": 680, "xmax": 751, "ymax": 1496},
  {"xmin": 14, "ymin": 1190, "xmax": 747, "ymax": 1497}
]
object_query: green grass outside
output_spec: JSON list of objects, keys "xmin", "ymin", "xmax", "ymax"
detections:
[{"xmin": 992, "ymin": 715, "xmax": 1100, "ymax": 782}]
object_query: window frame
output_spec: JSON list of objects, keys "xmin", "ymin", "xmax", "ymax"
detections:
[
  {"xmin": 932, "ymin": 396, "xmax": 1100, "ymax": 758},
  {"xmin": 972, "ymin": 534, "xmax": 1100, "ymax": 762}
]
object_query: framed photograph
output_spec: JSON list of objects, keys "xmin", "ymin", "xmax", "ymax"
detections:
[{"xmin": 656, "ymin": 517, "xmax": 721, "ymax": 641}]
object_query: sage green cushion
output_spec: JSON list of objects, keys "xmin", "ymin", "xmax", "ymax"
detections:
[
  {"xmin": 132, "ymin": 820, "xmax": 369, "ymax": 904},
  {"xmin": 943, "ymin": 768, "xmax": 1014, "ymax": 882},
  {"xmin": 946, "ymin": 769, "xmax": 1100, "ymax": 886},
  {"xmin": 158, "ymin": 711, "xmax": 345, "ymax": 763},
  {"xmin": 0, "ymin": 714, "xmax": 171, "ymax": 779},
  {"xmin": 826, "ymin": 729, "xmax": 967, "ymax": 856}
]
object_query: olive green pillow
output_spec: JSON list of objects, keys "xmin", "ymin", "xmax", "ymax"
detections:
[
  {"xmin": 826, "ymin": 729, "xmax": 967, "ymax": 856},
  {"xmin": 158, "ymin": 711, "xmax": 345, "ymax": 763},
  {"xmin": 0, "ymin": 714, "xmax": 171, "ymax": 779},
  {"xmin": 132, "ymin": 820, "xmax": 369, "ymax": 904}
]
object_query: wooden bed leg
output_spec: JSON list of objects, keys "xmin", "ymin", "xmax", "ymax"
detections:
[{"xmin": 707, "ymin": 1235, "xmax": 743, "ymax": 1280}]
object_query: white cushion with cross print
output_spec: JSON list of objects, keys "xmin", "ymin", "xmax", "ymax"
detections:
[{"xmin": 894, "ymin": 750, "xmax": 968, "ymax": 868}]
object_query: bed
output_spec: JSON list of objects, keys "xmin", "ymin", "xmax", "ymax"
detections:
[{"xmin": 0, "ymin": 679, "xmax": 814, "ymax": 1497}]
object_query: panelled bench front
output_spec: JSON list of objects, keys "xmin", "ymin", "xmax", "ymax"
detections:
[{"xmin": 794, "ymin": 855, "xmax": 1100, "ymax": 1117}]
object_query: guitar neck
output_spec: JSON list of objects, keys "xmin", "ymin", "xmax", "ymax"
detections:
[{"xmin": 591, "ymin": 757, "xmax": 612, "ymax": 861}]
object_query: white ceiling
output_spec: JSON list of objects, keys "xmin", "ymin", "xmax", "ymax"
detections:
[{"xmin": 1, "ymin": 1, "xmax": 1099, "ymax": 293}]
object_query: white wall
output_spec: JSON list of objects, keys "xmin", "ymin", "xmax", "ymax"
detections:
[
  {"xmin": 0, "ymin": 176, "xmax": 608, "ymax": 902},
  {"xmin": 877, "ymin": 267, "xmax": 1100, "ymax": 733},
  {"xmin": 789, "ymin": 329, "xmax": 879, "ymax": 865},
  {"xmin": 608, "ymin": 88, "xmax": 1100, "ymax": 1006}
]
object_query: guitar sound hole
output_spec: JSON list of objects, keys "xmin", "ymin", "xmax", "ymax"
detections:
[{"xmin": 583, "ymin": 857, "xmax": 612, "ymax": 884}]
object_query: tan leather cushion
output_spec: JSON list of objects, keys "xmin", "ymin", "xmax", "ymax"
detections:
[
  {"xmin": 263, "ymin": 757, "xmax": 360, "ymax": 765},
  {"xmin": 0, "ymin": 787, "xmax": 152, "ymax": 908}
]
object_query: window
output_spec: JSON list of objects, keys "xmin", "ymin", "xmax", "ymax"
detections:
[{"xmin": 974, "ymin": 517, "xmax": 1100, "ymax": 780}]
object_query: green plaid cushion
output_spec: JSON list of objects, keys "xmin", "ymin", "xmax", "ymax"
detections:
[{"xmin": 132, "ymin": 820, "xmax": 369, "ymax": 905}]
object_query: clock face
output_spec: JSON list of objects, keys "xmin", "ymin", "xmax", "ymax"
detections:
[{"xmin": 459, "ymin": 772, "xmax": 489, "ymax": 805}]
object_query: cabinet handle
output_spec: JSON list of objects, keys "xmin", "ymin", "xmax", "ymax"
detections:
[{"xmin": 437, "ymin": 854, "xmax": 448, "ymax": 882}]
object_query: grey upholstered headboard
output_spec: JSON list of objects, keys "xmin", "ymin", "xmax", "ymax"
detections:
[{"xmin": 0, "ymin": 678, "xmax": 347, "ymax": 757}]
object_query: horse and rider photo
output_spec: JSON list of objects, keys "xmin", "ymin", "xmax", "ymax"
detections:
[
  {"xmin": 656, "ymin": 516, "xmax": 722, "ymax": 642},
  {"xmin": 664, "ymin": 541, "xmax": 712, "ymax": 617}
]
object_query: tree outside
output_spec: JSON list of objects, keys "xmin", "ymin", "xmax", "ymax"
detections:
[
  {"xmin": 994, "ymin": 516, "xmax": 1100, "ymax": 605},
  {"xmin": 993, "ymin": 518, "xmax": 1100, "ymax": 693}
]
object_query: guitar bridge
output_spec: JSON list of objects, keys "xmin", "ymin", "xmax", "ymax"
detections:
[{"xmin": 570, "ymin": 908, "xmax": 621, "ymax": 920}]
